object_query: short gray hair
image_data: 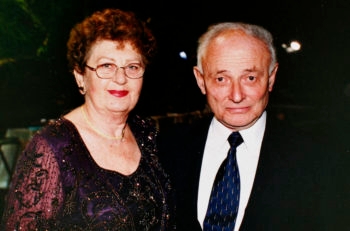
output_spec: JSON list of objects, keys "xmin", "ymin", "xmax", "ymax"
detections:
[{"xmin": 196, "ymin": 22, "xmax": 277, "ymax": 74}]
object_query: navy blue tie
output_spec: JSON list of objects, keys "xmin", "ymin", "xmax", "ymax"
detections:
[{"xmin": 203, "ymin": 132, "xmax": 243, "ymax": 231}]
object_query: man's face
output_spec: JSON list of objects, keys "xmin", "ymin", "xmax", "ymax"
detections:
[{"xmin": 194, "ymin": 30, "xmax": 278, "ymax": 130}]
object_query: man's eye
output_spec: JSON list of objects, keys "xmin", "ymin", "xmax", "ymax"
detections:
[
  {"xmin": 216, "ymin": 77, "xmax": 224, "ymax": 82},
  {"xmin": 248, "ymin": 76, "xmax": 256, "ymax": 81}
]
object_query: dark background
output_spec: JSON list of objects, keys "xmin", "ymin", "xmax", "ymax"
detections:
[
  {"xmin": 0, "ymin": 0, "xmax": 349, "ymax": 139},
  {"xmin": 0, "ymin": 0, "xmax": 349, "ymax": 221}
]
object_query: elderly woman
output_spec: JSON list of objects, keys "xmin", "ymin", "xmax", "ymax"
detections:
[{"xmin": 1, "ymin": 8, "xmax": 175, "ymax": 230}]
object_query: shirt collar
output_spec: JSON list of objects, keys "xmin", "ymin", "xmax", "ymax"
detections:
[
  {"xmin": 210, "ymin": 111, "xmax": 267, "ymax": 153},
  {"xmin": 239, "ymin": 111, "xmax": 266, "ymax": 154}
]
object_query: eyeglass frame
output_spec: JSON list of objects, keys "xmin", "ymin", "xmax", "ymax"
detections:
[{"xmin": 85, "ymin": 63, "xmax": 145, "ymax": 79}]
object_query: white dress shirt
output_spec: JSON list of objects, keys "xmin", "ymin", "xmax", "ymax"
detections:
[{"xmin": 197, "ymin": 111, "xmax": 266, "ymax": 231}]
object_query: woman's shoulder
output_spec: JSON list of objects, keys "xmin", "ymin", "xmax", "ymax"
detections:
[
  {"xmin": 28, "ymin": 117, "xmax": 80, "ymax": 150},
  {"xmin": 35, "ymin": 117, "xmax": 75, "ymax": 136},
  {"xmin": 129, "ymin": 114, "xmax": 158, "ymax": 135}
]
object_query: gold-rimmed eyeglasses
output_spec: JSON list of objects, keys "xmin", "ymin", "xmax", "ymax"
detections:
[{"xmin": 85, "ymin": 63, "xmax": 144, "ymax": 79}]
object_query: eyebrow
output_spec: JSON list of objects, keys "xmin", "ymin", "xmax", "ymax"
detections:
[{"xmin": 215, "ymin": 67, "xmax": 259, "ymax": 75}]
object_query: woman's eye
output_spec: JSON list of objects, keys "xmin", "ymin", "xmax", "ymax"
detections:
[
  {"xmin": 127, "ymin": 64, "xmax": 140, "ymax": 71},
  {"xmin": 101, "ymin": 63, "xmax": 114, "ymax": 69}
]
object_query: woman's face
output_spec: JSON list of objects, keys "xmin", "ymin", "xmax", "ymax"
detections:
[{"xmin": 76, "ymin": 40, "xmax": 144, "ymax": 115}]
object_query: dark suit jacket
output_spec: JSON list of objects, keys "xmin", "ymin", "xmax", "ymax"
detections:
[{"xmin": 158, "ymin": 110, "xmax": 346, "ymax": 231}]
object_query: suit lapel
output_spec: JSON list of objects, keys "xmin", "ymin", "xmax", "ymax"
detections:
[{"xmin": 187, "ymin": 116, "xmax": 213, "ymax": 213}]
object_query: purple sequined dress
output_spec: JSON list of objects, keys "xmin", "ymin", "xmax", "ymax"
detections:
[{"xmin": 1, "ymin": 115, "xmax": 175, "ymax": 230}]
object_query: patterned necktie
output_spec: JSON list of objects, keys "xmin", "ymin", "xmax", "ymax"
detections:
[{"xmin": 203, "ymin": 131, "xmax": 243, "ymax": 231}]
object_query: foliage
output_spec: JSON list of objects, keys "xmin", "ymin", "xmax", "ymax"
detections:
[
  {"xmin": 0, "ymin": 0, "xmax": 46, "ymax": 61},
  {"xmin": 0, "ymin": 0, "xmax": 83, "ymax": 130}
]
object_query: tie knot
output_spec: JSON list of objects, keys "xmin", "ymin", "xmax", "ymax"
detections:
[{"xmin": 228, "ymin": 132, "xmax": 243, "ymax": 148}]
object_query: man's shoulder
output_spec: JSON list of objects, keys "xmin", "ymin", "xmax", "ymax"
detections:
[{"xmin": 158, "ymin": 113, "xmax": 212, "ymax": 151}]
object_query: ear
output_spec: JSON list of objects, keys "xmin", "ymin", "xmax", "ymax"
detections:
[
  {"xmin": 268, "ymin": 64, "xmax": 278, "ymax": 92},
  {"xmin": 74, "ymin": 69, "xmax": 84, "ymax": 86},
  {"xmin": 74, "ymin": 69, "xmax": 86, "ymax": 94},
  {"xmin": 193, "ymin": 66, "xmax": 206, "ymax": 95}
]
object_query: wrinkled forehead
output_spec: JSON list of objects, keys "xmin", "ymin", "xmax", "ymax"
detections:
[
  {"xmin": 209, "ymin": 30, "xmax": 270, "ymax": 56},
  {"xmin": 203, "ymin": 31, "xmax": 271, "ymax": 69},
  {"xmin": 86, "ymin": 40, "xmax": 141, "ymax": 61}
]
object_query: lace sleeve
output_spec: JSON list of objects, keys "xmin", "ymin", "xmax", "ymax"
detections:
[{"xmin": 1, "ymin": 134, "xmax": 64, "ymax": 230}]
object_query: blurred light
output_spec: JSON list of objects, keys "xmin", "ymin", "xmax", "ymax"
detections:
[
  {"xmin": 179, "ymin": 51, "xmax": 187, "ymax": 59},
  {"xmin": 290, "ymin": 41, "xmax": 301, "ymax": 50},
  {"xmin": 282, "ymin": 40, "xmax": 301, "ymax": 53},
  {"xmin": 0, "ymin": 58, "xmax": 15, "ymax": 66}
]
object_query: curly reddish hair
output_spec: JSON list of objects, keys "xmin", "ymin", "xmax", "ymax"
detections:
[{"xmin": 67, "ymin": 8, "xmax": 156, "ymax": 74}]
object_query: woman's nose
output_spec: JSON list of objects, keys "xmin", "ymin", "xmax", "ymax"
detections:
[{"xmin": 111, "ymin": 68, "xmax": 127, "ymax": 84}]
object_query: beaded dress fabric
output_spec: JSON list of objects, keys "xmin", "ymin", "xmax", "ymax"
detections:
[{"xmin": 1, "ymin": 115, "xmax": 175, "ymax": 230}]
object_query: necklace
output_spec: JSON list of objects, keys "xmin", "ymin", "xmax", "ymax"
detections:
[{"xmin": 81, "ymin": 106, "xmax": 127, "ymax": 140}]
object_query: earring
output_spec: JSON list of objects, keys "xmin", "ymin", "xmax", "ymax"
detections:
[{"xmin": 78, "ymin": 86, "xmax": 86, "ymax": 95}]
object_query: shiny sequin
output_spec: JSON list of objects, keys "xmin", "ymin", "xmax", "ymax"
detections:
[{"xmin": 1, "ymin": 115, "xmax": 175, "ymax": 230}]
